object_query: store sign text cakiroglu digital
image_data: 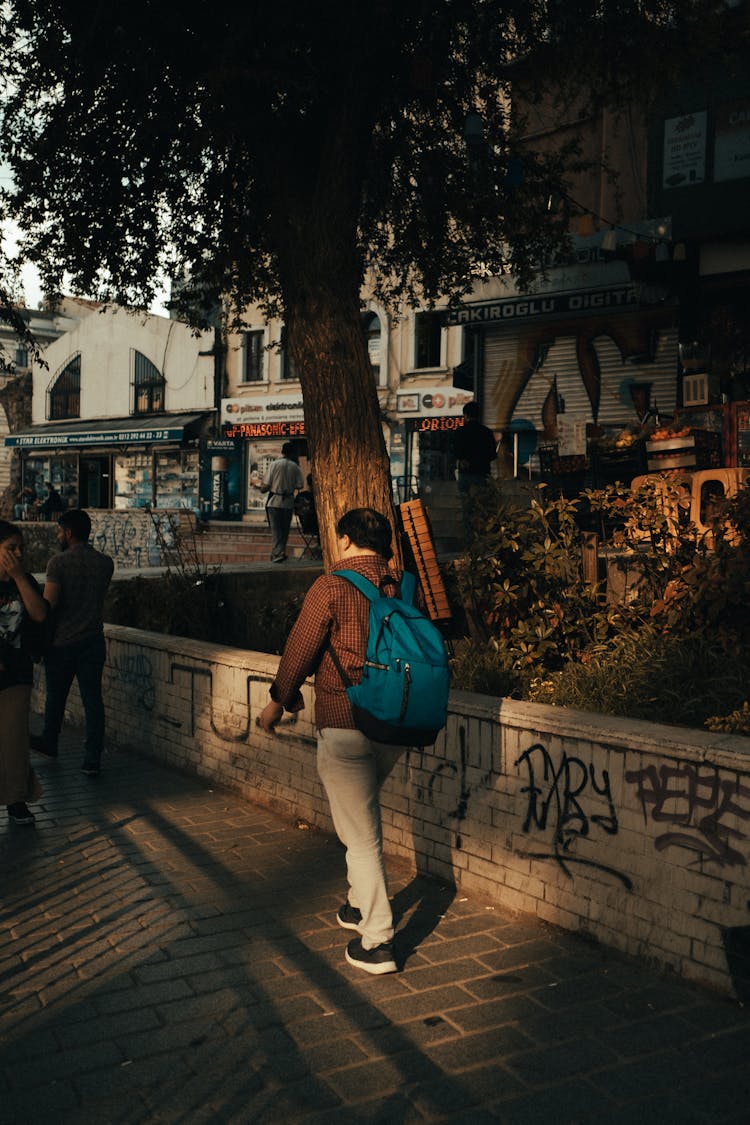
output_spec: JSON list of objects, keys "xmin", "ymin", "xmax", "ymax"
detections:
[{"xmin": 444, "ymin": 286, "xmax": 638, "ymax": 326}]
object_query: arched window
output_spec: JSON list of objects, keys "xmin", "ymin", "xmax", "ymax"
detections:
[
  {"xmin": 132, "ymin": 350, "xmax": 165, "ymax": 414},
  {"xmin": 47, "ymin": 353, "xmax": 81, "ymax": 420},
  {"xmin": 362, "ymin": 310, "xmax": 382, "ymax": 383}
]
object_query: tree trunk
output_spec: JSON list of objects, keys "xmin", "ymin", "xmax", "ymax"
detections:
[
  {"xmin": 269, "ymin": 141, "xmax": 400, "ymax": 570},
  {"xmin": 287, "ymin": 291, "xmax": 399, "ymax": 569},
  {"xmin": 0, "ymin": 372, "xmax": 32, "ymax": 518}
]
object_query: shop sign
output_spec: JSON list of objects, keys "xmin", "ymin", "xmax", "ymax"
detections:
[
  {"xmin": 5, "ymin": 426, "xmax": 184, "ymax": 448},
  {"xmin": 405, "ymin": 416, "xmax": 465, "ymax": 433},
  {"xmin": 221, "ymin": 394, "xmax": 304, "ymax": 425},
  {"xmin": 662, "ymin": 110, "xmax": 707, "ymax": 188},
  {"xmin": 714, "ymin": 99, "xmax": 750, "ymax": 183},
  {"xmin": 444, "ymin": 285, "xmax": 638, "ymax": 327},
  {"xmin": 396, "ymin": 386, "xmax": 474, "ymax": 417},
  {"xmin": 223, "ymin": 420, "xmax": 306, "ymax": 439}
]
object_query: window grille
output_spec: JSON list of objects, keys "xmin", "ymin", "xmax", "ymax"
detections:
[
  {"xmin": 132, "ymin": 350, "xmax": 165, "ymax": 414},
  {"xmin": 47, "ymin": 353, "xmax": 81, "ymax": 420}
]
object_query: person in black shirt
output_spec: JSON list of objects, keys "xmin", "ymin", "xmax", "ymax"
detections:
[
  {"xmin": 0, "ymin": 520, "xmax": 49, "ymax": 825},
  {"xmin": 452, "ymin": 402, "xmax": 497, "ymax": 495},
  {"xmin": 40, "ymin": 482, "xmax": 64, "ymax": 520}
]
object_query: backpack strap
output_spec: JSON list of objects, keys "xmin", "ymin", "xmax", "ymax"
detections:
[
  {"xmin": 336, "ymin": 568, "xmax": 417, "ymax": 605},
  {"xmin": 327, "ymin": 569, "xmax": 418, "ymax": 688}
]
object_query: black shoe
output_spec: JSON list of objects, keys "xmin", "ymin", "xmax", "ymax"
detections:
[
  {"xmin": 271, "ymin": 555, "xmax": 287, "ymax": 564},
  {"xmin": 81, "ymin": 762, "xmax": 100, "ymax": 777},
  {"xmin": 337, "ymin": 902, "xmax": 363, "ymax": 931},
  {"xmin": 345, "ymin": 938, "xmax": 397, "ymax": 975},
  {"xmin": 7, "ymin": 802, "xmax": 36, "ymax": 825},
  {"xmin": 30, "ymin": 734, "xmax": 57, "ymax": 758}
]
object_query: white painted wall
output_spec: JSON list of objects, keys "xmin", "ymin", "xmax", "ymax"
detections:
[{"xmin": 31, "ymin": 308, "xmax": 215, "ymax": 423}]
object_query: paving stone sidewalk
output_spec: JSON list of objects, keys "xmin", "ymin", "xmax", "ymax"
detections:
[{"xmin": 2, "ymin": 728, "xmax": 749, "ymax": 1124}]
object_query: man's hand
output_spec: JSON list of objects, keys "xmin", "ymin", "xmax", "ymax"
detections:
[{"xmin": 258, "ymin": 700, "xmax": 284, "ymax": 733}]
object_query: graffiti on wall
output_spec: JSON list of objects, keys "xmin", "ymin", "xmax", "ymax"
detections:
[
  {"xmin": 515, "ymin": 742, "xmax": 632, "ymax": 890},
  {"xmin": 90, "ymin": 510, "xmax": 178, "ymax": 568},
  {"xmin": 169, "ymin": 663, "xmax": 291, "ymax": 744},
  {"xmin": 109, "ymin": 651, "xmax": 157, "ymax": 711},
  {"xmin": 426, "ymin": 724, "xmax": 494, "ymax": 851},
  {"xmin": 625, "ymin": 761, "xmax": 750, "ymax": 867}
]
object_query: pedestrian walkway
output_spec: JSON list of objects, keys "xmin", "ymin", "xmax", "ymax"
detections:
[{"xmin": 2, "ymin": 728, "xmax": 749, "ymax": 1124}]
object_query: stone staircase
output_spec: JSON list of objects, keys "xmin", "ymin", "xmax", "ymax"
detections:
[{"xmin": 192, "ymin": 520, "xmax": 318, "ymax": 566}]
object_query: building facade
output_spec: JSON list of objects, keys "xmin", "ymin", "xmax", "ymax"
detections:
[{"xmin": 5, "ymin": 305, "xmax": 215, "ymax": 514}]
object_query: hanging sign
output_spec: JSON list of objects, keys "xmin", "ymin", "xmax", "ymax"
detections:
[{"xmin": 662, "ymin": 111, "xmax": 707, "ymax": 188}]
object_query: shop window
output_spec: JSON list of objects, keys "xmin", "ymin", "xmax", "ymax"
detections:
[
  {"xmin": 154, "ymin": 449, "xmax": 199, "ymax": 510},
  {"xmin": 15, "ymin": 345, "xmax": 28, "ymax": 368},
  {"xmin": 23, "ymin": 455, "xmax": 79, "ymax": 511},
  {"xmin": 414, "ymin": 311, "xmax": 443, "ymax": 370},
  {"xmin": 280, "ymin": 326, "xmax": 298, "ymax": 381},
  {"xmin": 114, "ymin": 452, "xmax": 153, "ymax": 509},
  {"xmin": 242, "ymin": 330, "xmax": 265, "ymax": 383},
  {"xmin": 132, "ymin": 351, "xmax": 165, "ymax": 414},
  {"xmin": 47, "ymin": 353, "xmax": 81, "ymax": 420}
]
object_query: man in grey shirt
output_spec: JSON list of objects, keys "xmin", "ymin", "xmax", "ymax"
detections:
[
  {"xmin": 31, "ymin": 509, "xmax": 114, "ymax": 776},
  {"xmin": 261, "ymin": 442, "xmax": 304, "ymax": 563}
]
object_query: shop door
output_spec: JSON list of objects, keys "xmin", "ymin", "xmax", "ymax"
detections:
[{"xmin": 79, "ymin": 456, "xmax": 111, "ymax": 508}]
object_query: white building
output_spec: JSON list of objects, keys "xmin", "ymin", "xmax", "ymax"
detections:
[{"xmin": 6, "ymin": 304, "xmax": 215, "ymax": 512}]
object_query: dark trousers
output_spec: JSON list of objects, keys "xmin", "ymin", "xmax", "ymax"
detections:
[
  {"xmin": 42, "ymin": 634, "xmax": 107, "ymax": 763},
  {"xmin": 267, "ymin": 506, "xmax": 293, "ymax": 561}
]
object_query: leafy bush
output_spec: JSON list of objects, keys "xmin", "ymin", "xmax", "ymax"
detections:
[
  {"xmin": 451, "ymin": 478, "xmax": 750, "ymax": 732},
  {"xmin": 528, "ymin": 629, "xmax": 750, "ymax": 729}
]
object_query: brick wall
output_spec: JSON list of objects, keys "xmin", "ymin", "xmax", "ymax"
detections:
[{"xmin": 37, "ymin": 624, "xmax": 750, "ymax": 998}]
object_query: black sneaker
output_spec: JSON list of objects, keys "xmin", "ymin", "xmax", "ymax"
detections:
[
  {"xmin": 30, "ymin": 734, "xmax": 57, "ymax": 758},
  {"xmin": 7, "ymin": 802, "xmax": 36, "ymax": 825},
  {"xmin": 81, "ymin": 762, "xmax": 100, "ymax": 777},
  {"xmin": 337, "ymin": 902, "xmax": 363, "ymax": 931},
  {"xmin": 345, "ymin": 937, "xmax": 397, "ymax": 975}
]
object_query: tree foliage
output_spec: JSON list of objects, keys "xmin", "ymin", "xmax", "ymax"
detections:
[
  {"xmin": 0, "ymin": 1, "xmax": 743, "ymax": 561},
  {"xmin": 3, "ymin": 1, "xmax": 739, "ymax": 313}
]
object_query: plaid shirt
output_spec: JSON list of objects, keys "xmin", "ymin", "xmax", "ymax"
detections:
[{"xmin": 270, "ymin": 554, "xmax": 400, "ymax": 730}]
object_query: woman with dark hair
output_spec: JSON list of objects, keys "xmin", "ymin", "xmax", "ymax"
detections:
[{"xmin": 0, "ymin": 519, "xmax": 49, "ymax": 825}]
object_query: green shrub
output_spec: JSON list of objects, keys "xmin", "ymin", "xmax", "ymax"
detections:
[
  {"xmin": 452, "ymin": 479, "xmax": 750, "ymax": 731},
  {"xmin": 449, "ymin": 638, "xmax": 524, "ymax": 698},
  {"xmin": 528, "ymin": 629, "xmax": 750, "ymax": 729}
]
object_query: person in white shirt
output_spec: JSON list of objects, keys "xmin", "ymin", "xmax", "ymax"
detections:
[{"xmin": 261, "ymin": 443, "xmax": 304, "ymax": 563}]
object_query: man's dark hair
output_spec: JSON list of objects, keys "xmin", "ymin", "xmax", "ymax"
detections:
[
  {"xmin": 58, "ymin": 508, "xmax": 91, "ymax": 541},
  {"xmin": 336, "ymin": 508, "xmax": 393, "ymax": 560},
  {"xmin": 281, "ymin": 441, "xmax": 297, "ymax": 459},
  {"xmin": 462, "ymin": 401, "xmax": 480, "ymax": 419}
]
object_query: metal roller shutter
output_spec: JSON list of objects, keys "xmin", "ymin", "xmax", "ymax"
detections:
[{"xmin": 483, "ymin": 318, "xmax": 678, "ymax": 433}]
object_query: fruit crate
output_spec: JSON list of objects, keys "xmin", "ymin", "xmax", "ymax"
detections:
[{"xmin": 646, "ymin": 430, "xmax": 721, "ymax": 471}]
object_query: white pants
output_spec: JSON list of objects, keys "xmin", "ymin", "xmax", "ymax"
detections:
[{"xmin": 317, "ymin": 728, "xmax": 396, "ymax": 949}]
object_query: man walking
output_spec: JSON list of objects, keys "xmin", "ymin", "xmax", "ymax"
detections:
[
  {"xmin": 261, "ymin": 442, "xmax": 304, "ymax": 563},
  {"xmin": 31, "ymin": 509, "xmax": 114, "ymax": 776},
  {"xmin": 258, "ymin": 508, "xmax": 399, "ymax": 975}
]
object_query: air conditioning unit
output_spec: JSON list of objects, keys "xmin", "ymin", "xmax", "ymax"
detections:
[{"xmin": 683, "ymin": 372, "xmax": 709, "ymax": 407}]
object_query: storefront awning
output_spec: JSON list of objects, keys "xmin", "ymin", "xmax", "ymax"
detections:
[{"xmin": 4, "ymin": 413, "xmax": 212, "ymax": 450}]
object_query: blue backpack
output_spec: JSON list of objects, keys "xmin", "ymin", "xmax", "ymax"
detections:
[{"xmin": 329, "ymin": 570, "xmax": 451, "ymax": 746}]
